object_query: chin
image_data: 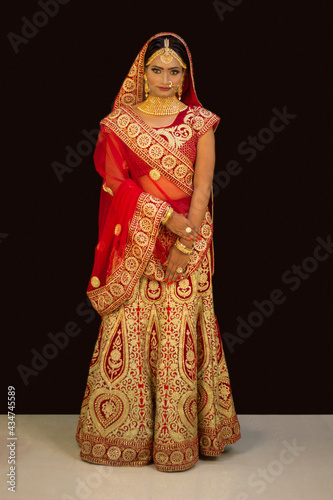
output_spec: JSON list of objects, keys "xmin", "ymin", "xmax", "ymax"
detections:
[{"xmin": 155, "ymin": 91, "xmax": 175, "ymax": 98}]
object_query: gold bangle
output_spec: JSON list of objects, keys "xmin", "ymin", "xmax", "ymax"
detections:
[
  {"xmin": 174, "ymin": 238, "xmax": 193, "ymax": 255},
  {"xmin": 161, "ymin": 206, "xmax": 173, "ymax": 225}
]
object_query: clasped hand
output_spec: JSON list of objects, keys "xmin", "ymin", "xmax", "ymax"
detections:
[
  {"xmin": 163, "ymin": 212, "xmax": 200, "ymax": 283},
  {"xmin": 165, "ymin": 212, "xmax": 200, "ymax": 243}
]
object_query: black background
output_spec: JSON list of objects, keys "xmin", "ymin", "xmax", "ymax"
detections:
[{"xmin": 2, "ymin": 0, "xmax": 332, "ymax": 414}]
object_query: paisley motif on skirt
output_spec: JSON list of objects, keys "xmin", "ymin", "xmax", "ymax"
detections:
[{"xmin": 76, "ymin": 249, "xmax": 241, "ymax": 471}]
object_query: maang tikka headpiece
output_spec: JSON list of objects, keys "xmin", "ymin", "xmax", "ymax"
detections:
[{"xmin": 146, "ymin": 37, "xmax": 187, "ymax": 69}]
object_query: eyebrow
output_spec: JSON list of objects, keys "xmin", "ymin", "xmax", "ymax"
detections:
[{"xmin": 151, "ymin": 65, "xmax": 181, "ymax": 70}]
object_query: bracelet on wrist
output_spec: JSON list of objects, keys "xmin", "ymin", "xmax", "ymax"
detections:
[
  {"xmin": 174, "ymin": 238, "xmax": 194, "ymax": 255},
  {"xmin": 161, "ymin": 206, "xmax": 173, "ymax": 225}
]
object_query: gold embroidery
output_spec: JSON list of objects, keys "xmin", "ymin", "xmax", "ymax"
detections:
[
  {"xmin": 148, "ymin": 144, "xmax": 164, "ymax": 159},
  {"xmin": 185, "ymin": 173, "xmax": 193, "ymax": 186},
  {"xmin": 87, "ymin": 193, "xmax": 169, "ymax": 316},
  {"xmin": 128, "ymin": 63, "xmax": 137, "ymax": 77},
  {"xmin": 117, "ymin": 114, "xmax": 130, "ymax": 128},
  {"xmin": 143, "ymin": 202, "xmax": 157, "ymax": 217},
  {"xmin": 194, "ymin": 239, "xmax": 207, "ymax": 252},
  {"xmin": 92, "ymin": 444, "xmax": 106, "ymax": 457},
  {"xmin": 110, "ymin": 108, "xmax": 121, "ymax": 119},
  {"xmin": 155, "ymin": 266, "xmax": 165, "ymax": 280},
  {"xmin": 91, "ymin": 276, "xmax": 100, "ymax": 288},
  {"xmin": 205, "ymin": 211, "xmax": 212, "ymax": 224},
  {"xmin": 127, "ymin": 123, "xmax": 140, "ymax": 138},
  {"xmin": 170, "ymin": 450, "xmax": 184, "ymax": 464},
  {"xmin": 114, "ymin": 224, "xmax": 122, "ymax": 236},
  {"xmin": 81, "ymin": 441, "xmax": 91, "ymax": 454},
  {"xmin": 192, "ymin": 116, "xmax": 205, "ymax": 131},
  {"xmin": 189, "ymin": 251, "xmax": 199, "ymax": 264},
  {"xmin": 122, "ymin": 94, "xmax": 135, "ymax": 106},
  {"xmin": 162, "ymin": 155, "xmax": 177, "ymax": 169},
  {"xmin": 103, "ymin": 183, "xmax": 114, "ymax": 196},
  {"xmin": 155, "ymin": 124, "xmax": 192, "ymax": 149},
  {"xmin": 146, "ymin": 280, "xmax": 162, "ymax": 301},
  {"xmin": 220, "ymin": 426, "xmax": 233, "ymax": 439},
  {"xmin": 179, "ymin": 392, "xmax": 197, "ymax": 434},
  {"xmin": 134, "ymin": 231, "xmax": 149, "ymax": 246},
  {"xmin": 102, "ymin": 107, "xmax": 194, "ymax": 196},
  {"xmin": 174, "ymin": 165, "xmax": 187, "ymax": 179},
  {"xmin": 110, "ymin": 283, "xmax": 124, "ymax": 297},
  {"xmin": 182, "ymin": 107, "xmax": 219, "ymax": 137},
  {"xmin": 90, "ymin": 388, "xmax": 129, "ymax": 435},
  {"xmin": 108, "ymin": 446, "xmax": 121, "ymax": 460},
  {"xmin": 176, "ymin": 279, "xmax": 192, "ymax": 299},
  {"xmin": 123, "ymin": 448, "xmax": 136, "ymax": 461},
  {"xmin": 155, "ymin": 452, "xmax": 168, "ymax": 464},
  {"xmin": 201, "ymin": 224, "xmax": 211, "ymax": 239},
  {"xmin": 123, "ymin": 78, "xmax": 136, "ymax": 92},
  {"xmin": 199, "ymin": 108, "xmax": 213, "ymax": 118},
  {"xmin": 145, "ymin": 260, "xmax": 156, "ymax": 275},
  {"xmin": 149, "ymin": 169, "xmax": 161, "ymax": 181},
  {"xmin": 137, "ymin": 133, "xmax": 152, "ymax": 148},
  {"xmin": 139, "ymin": 217, "xmax": 152, "ymax": 232},
  {"xmin": 132, "ymin": 245, "xmax": 143, "ymax": 259},
  {"xmin": 125, "ymin": 257, "xmax": 139, "ymax": 272},
  {"xmin": 200, "ymin": 436, "xmax": 211, "ymax": 449},
  {"xmin": 77, "ymin": 260, "xmax": 241, "ymax": 471},
  {"xmin": 121, "ymin": 271, "xmax": 131, "ymax": 286}
]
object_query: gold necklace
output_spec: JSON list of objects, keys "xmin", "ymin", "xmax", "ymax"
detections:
[{"xmin": 137, "ymin": 95, "xmax": 187, "ymax": 116}]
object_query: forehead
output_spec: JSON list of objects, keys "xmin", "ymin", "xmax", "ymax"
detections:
[{"xmin": 147, "ymin": 53, "xmax": 182, "ymax": 69}]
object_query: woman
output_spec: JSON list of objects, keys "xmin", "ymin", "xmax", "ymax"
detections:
[{"xmin": 76, "ymin": 32, "xmax": 241, "ymax": 472}]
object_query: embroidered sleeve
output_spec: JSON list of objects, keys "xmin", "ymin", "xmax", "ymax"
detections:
[{"xmin": 191, "ymin": 107, "xmax": 220, "ymax": 137}]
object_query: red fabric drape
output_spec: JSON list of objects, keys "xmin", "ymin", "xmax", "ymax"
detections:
[{"xmin": 87, "ymin": 33, "xmax": 217, "ymax": 315}]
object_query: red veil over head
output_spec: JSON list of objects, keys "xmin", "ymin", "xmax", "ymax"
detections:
[
  {"xmin": 87, "ymin": 33, "xmax": 217, "ymax": 316},
  {"xmin": 114, "ymin": 32, "xmax": 202, "ymax": 110}
]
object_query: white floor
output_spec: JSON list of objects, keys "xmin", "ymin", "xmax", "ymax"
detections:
[{"xmin": 0, "ymin": 415, "xmax": 332, "ymax": 500}]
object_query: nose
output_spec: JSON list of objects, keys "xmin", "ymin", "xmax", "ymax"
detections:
[{"xmin": 161, "ymin": 72, "xmax": 169, "ymax": 85}]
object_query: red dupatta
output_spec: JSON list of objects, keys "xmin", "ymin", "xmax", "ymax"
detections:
[{"xmin": 87, "ymin": 33, "xmax": 218, "ymax": 316}]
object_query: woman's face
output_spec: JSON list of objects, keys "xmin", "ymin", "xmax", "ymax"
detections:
[{"xmin": 145, "ymin": 54, "xmax": 184, "ymax": 98}]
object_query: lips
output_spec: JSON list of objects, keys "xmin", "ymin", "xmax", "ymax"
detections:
[{"xmin": 158, "ymin": 87, "xmax": 171, "ymax": 91}]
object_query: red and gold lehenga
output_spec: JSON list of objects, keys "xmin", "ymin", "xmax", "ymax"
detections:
[{"xmin": 76, "ymin": 32, "xmax": 241, "ymax": 472}]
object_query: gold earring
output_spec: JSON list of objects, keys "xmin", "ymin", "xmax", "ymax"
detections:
[
  {"xmin": 178, "ymin": 75, "xmax": 184, "ymax": 101},
  {"xmin": 144, "ymin": 74, "xmax": 150, "ymax": 99}
]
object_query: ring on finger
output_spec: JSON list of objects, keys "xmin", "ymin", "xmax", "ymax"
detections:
[
  {"xmin": 185, "ymin": 227, "xmax": 192, "ymax": 234},
  {"xmin": 176, "ymin": 266, "xmax": 184, "ymax": 274}
]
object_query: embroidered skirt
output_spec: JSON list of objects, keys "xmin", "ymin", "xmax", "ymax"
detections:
[{"xmin": 76, "ymin": 250, "xmax": 241, "ymax": 472}]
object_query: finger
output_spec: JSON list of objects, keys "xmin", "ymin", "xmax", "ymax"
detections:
[
  {"xmin": 183, "ymin": 223, "xmax": 200, "ymax": 240},
  {"xmin": 165, "ymin": 264, "xmax": 173, "ymax": 283},
  {"xmin": 165, "ymin": 263, "xmax": 177, "ymax": 283},
  {"xmin": 184, "ymin": 232, "xmax": 200, "ymax": 243},
  {"xmin": 168, "ymin": 270, "xmax": 177, "ymax": 283},
  {"xmin": 188, "ymin": 229, "xmax": 201, "ymax": 240},
  {"xmin": 177, "ymin": 229, "xmax": 198, "ymax": 243}
]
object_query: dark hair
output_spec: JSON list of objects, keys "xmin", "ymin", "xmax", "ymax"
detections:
[{"xmin": 144, "ymin": 35, "xmax": 190, "ymax": 69}]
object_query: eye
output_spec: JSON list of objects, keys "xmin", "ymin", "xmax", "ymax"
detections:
[
  {"xmin": 170, "ymin": 70, "xmax": 180, "ymax": 75},
  {"xmin": 152, "ymin": 68, "xmax": 161, "ymax": 74}
]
